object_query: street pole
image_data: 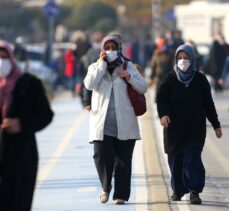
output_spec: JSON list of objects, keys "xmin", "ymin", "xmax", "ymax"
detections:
[
  {"xmin": 44, "ymin": 0, "xmax": 60, "ymax": 65},
  {"xmin": 152, "ymin": 0, "xmax": 161, "ymax": 40},
  {"xmin": 48, "ymin": 16, "xmax": 54, "ymax": 64}
]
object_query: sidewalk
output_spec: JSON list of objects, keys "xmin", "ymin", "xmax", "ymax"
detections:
[
  {"xmin": 140, "ymin": 87, "xmax": 171, "ymax": 211},
  {"xmin": 33, "ymin": 90, "xmax": 168, "ymax": 211}
]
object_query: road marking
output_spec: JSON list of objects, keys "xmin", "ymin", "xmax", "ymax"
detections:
[
  {"xmin": 134, "ymin": 138, "xmax": 148, "ymax": 211},
  {"xmin": 77, "ymin": 187, "xmax": 97, "ymax": 193},
  {"xmin": 37, "ymin": 111, "xmax": 88, "ymax": 183}
]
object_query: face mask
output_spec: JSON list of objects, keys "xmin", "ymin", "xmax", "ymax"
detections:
[
  {"xmin": 106, "ymin": 51, "xmax": 118, "ymax": 62},
  {"xmin": 177, "ymin": 59, "xmax": 190, "ymax": 72},
  {"xmin": 0, "ymin": 59, "xmax": 12, "ymax": 78}
]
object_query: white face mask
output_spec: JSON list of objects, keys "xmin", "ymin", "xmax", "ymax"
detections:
[
  {"xmin": 177, "ymin": 59, "xmax": 190, "ymax": 72},
  {"xmin": 0, "ymin": 59, "xmax": 12, "ymax": 78},
  {"xmin": 106, "ymin": 51, "xmax": 118, "ymax": 62}
]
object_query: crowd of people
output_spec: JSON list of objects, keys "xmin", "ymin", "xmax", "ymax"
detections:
[{"xmin": 0, "ymin": 28, "xmax": 227, "ymax": 209}]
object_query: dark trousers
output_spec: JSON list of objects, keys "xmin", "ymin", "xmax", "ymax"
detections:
[
  {"xmin": 168, "ymin": 148, "xmax": 205, "ymax": 197},
  {"xmin": 0, "ymin": 138, "xmax": 38, "ymax": 211},
  {"xmin": 93, "ymin": 135, "xmax": 136, "ymax": 201}
]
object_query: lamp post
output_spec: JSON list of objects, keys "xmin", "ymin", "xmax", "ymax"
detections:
[
  {"xmin": 152, "ymin": 0, "xmax": 161, "ymax": 39},
  {"xmin": 43, "ymin": 0, "xmax": 60, "ymax": 64},
  {"xmin": 117, "ymin": 4, "xmax": 127, "ymax": 35}
]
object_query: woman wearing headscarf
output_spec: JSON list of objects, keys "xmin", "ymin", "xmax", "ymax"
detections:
[
  {"xmin": 156, "ymin": 44, "xmax": 222, "ymax": 205},
  {"xmin": 84, "ymin": 35, "xmax": 147, "ymax": 205},
  {"xmin": 0, "ymin": 40, "xmax": 54, "ymax": 211}
]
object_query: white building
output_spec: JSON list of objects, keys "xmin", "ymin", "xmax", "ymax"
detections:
[{"xmin": 174, "ymin": 0, "xmax": 229, "ymax": 45}]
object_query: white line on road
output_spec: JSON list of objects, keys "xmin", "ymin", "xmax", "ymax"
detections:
[
  {"xmin": 37, "ymin": 111, "xmax": 88, "ymax": 183},
  {"xmin": 77, "ymin": 187, "xmax": 97, "ymax": 193}
]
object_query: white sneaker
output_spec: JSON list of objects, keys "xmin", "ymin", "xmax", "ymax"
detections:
[
  {"xmin": 100, "ymin": 191, "xmax": 109, "ymax": 203},
  {"xmin": 114, "ymin": 199, "xmax": 125, "ymax": 205},
  {"xmin": 99, "ymin": 186, "xmax": 112, "ymax": 203}
]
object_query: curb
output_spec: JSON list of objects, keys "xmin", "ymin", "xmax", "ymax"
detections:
[{"xmin": 142, "ymin": 88, "xmax": 171, "ymax": 211}]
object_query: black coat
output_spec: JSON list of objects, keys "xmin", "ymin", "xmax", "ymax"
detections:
[
  {"xmin": 156, "ymin": 71, "xmax": 220, "ymax": 154},
  {"xmin": 0, "ymin": 73, "xmax": 54, "ymax": 211}
]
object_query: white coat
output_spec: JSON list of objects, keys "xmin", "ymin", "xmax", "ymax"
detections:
[{"xmin": 84, "ymin": 60, "xmax": 147, "ymax": 142}]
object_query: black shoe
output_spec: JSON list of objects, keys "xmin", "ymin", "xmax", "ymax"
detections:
[
  {"xmin": 190, "ymin": 190, "xmax": 202, "ymax": 205},
  {"xmin": 171, "ymin": 193, "xmax": 182, "ymax": 201}
]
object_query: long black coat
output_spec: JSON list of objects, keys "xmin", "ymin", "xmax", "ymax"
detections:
[
  {"xmin": 156, "ymin": 71, "xmax": 220, "ymax": 154},
  {"xmin": 0, "ymin": 73, "xmax": 54, "ymax": 211}
]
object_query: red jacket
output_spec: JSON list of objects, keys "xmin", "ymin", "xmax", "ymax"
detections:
[{"xmin": 64, "ymin": 50, "xmax": 75, "ymax": 77}]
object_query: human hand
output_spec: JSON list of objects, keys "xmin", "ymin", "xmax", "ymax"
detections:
[
  {"xmin": 148, "ymin": 79, "xmax": 158, "ymax": 87},
  {"xmin": 98, "ymin": 51, "xmax": 107, "ymax": 62},
  {"xmin": 160, "ymin": 115, "xmax": 170, "ymax": 128},
  {"xmin": 118, "ymin": 70, "xmax": 130, "ymax": 81},
  {"xmin": 1, "ymin": 118, "xmax": 21, "ymax": 134},
  {"xmin": 84, "ymin": 105, "xmax": 91, "ymax": 111},
  {"xmin": 215, "ymin": 128, "xmax": 222, "ymax": 138},
  {"xmin": 218, "ymin": 79, "xmax": 224, "ymax": 86}
]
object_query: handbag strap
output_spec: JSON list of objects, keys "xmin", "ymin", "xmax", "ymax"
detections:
[
  {"xmin": 123, "ymin": 61, "xmax": 128, "ymax": 70},
  {"xmin": 123, "ymin": 61, "xmax": 128, "ymax": 84}
]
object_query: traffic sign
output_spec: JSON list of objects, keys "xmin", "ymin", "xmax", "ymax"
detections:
[{"xmin": 44, "ymin": 0, "xmax": 60, "ymax": 17}]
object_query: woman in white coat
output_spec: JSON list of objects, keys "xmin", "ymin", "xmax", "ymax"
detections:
[{"xmin": 84, "ymin": 35, "xmax": 147, "ymax": 205}]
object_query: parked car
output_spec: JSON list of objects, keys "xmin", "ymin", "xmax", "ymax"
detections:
[{"xmin": 16, "ymin": 44, "xmax": 57, "ymax": 93}]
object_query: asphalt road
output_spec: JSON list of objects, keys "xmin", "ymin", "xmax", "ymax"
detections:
[{"xmin": 31, "ymin": 88, "xmax": 229, "ymax": 211}]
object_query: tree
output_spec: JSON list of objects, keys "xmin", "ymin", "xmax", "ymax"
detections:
[{"xmin": 65, "ymin": 2, "xmax": 118, "ymax": 32}]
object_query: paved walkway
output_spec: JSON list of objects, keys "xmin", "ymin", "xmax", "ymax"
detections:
[{"xmin": 32, "ymin": 88, "xmax": 229, "ymax": 211}]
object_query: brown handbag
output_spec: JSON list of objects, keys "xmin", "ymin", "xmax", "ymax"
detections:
[{"xmin": 123, "ymin": 62, "xmax": 147, "ymax": 116}]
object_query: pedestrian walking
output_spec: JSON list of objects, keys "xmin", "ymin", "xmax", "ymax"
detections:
[
  {"xmin": 156, "ymin": 44, "xmax": 222, "ymax": 205},
  {"xmin": 0, "ymin": 40, "xmax": 54, "ymax": 211},
  {"xmin": 149, "ymin": 36, "xmax": 174, "ymax": 97},
  {"xmin": 84, "ymin": 35, "xmax": 147, "ymax": 205},
  {"xmin": 219, "ymin": 56, "xmax": 229, "ymax": 88},
  {"xmin": 205, "ymin": 32, "xmax": 228, "ymax": 91}
]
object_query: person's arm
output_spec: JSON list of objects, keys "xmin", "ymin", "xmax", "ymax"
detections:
[
  {"xmin": 84, "ymin": 51, "xmax": 107, "ymax": 90},
  {"xmin": 156, "ymin": 75, "xmax": 171, "ymax": 127},
  {"xmin": 2, "ymin": 75, "xmax": 54, "ymax": 134},
  {"xmin": 202, "ymin": 74, "xmax": 222, "ymax": 138},
  {"xmin": 150, "ymin": 52, "xmax": 158, "ymax": 80},
  {"xmin": 121, "ymin": 62, "xmax": 147, "ymax": 94},
  {"xmin": 82, "ymin": 85, "xmax": 92, "ymax": 111},
  {"xmin": 20, "ymin": 77, "xmax": 54, "ymax": 132}
]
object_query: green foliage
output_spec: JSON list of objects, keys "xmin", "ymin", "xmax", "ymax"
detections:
[
  {"xmin": 0, "ymin": 6, "xmax": 71, "ymax": 39},
  {"xmin": 94, "ymin": 18, "xmax": 115, "ymax": 33},
  {"xmin": 65, "ymin": 2, "xmax": 118, "ymax": 31}
]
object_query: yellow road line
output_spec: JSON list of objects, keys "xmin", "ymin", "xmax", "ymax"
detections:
[{"xmin": 37, "ymin": 111, "xmax": 88, "ymax": 183}]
